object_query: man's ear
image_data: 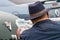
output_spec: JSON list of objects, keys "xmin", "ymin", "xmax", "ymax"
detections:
[{"xmin": 47, "ymin": 12, "xmax": 49, "ymax": 18}]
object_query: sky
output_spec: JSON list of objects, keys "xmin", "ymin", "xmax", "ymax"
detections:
[{"xmin": 0, "ymin": 0, "xmax": 16, "ymax": 6}]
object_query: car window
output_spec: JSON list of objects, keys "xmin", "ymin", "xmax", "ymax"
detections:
[
  {"xmin": 48, "ymin": 8, "xmax": 60, "ymax": 18},
  {"xmin": 44, "ymin": 2, "xmax": 60, "ymax": 18}
]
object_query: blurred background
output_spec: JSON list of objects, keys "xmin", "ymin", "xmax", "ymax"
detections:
[{"xmin": 0, "ymin": 0, "xmax": 60, "ymax": 40}]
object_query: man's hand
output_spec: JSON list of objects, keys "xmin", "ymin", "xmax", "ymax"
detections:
[{"xmin": 16, "ymin": 28, "xmax": 21, "ymax": 40}]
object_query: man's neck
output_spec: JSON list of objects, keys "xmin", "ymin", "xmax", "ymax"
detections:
[
  {"xmin": 32, "ymin": 14, "xmax": 49, "ymax": 24},
  {"xmin": 32, "ymin": 18, "xmax": 48, "ymax": 24}
]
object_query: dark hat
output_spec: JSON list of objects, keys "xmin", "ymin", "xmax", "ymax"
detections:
[
  {"xmin": 28, "ymin": 1, "xmax": 47, "ymax": 19},
  {"xmin": 29, "ymin": 1, "xmax": 45, "ymax": 14}
]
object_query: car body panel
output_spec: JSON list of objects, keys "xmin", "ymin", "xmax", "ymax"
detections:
[{"xmin": 0, "ymin": 11, "xmax": 18, "ymax": 39}]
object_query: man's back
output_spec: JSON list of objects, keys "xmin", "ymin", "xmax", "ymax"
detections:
[{"xmin": 20, "ymin": 19, "xmax": 60, "ymax": 40}]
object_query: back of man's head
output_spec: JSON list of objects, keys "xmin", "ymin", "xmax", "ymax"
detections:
[{"xmin": 28, "ymin": 1, "xmax": 49, "ymax": 23}]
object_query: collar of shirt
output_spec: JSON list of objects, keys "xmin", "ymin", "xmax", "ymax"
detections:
[{"xmin": 32, "ymin": 19, "xmax": 51, "ymax": 27}]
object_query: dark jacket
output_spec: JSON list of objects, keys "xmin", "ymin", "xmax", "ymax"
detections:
[{"xmin": 20, "ymin": 19, "xmax": 60, "ymax": 40}]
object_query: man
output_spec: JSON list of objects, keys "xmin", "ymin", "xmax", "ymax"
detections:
[{"xmin": 20, "ymin": 1, "xmax": 60, "ymax": 40}]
